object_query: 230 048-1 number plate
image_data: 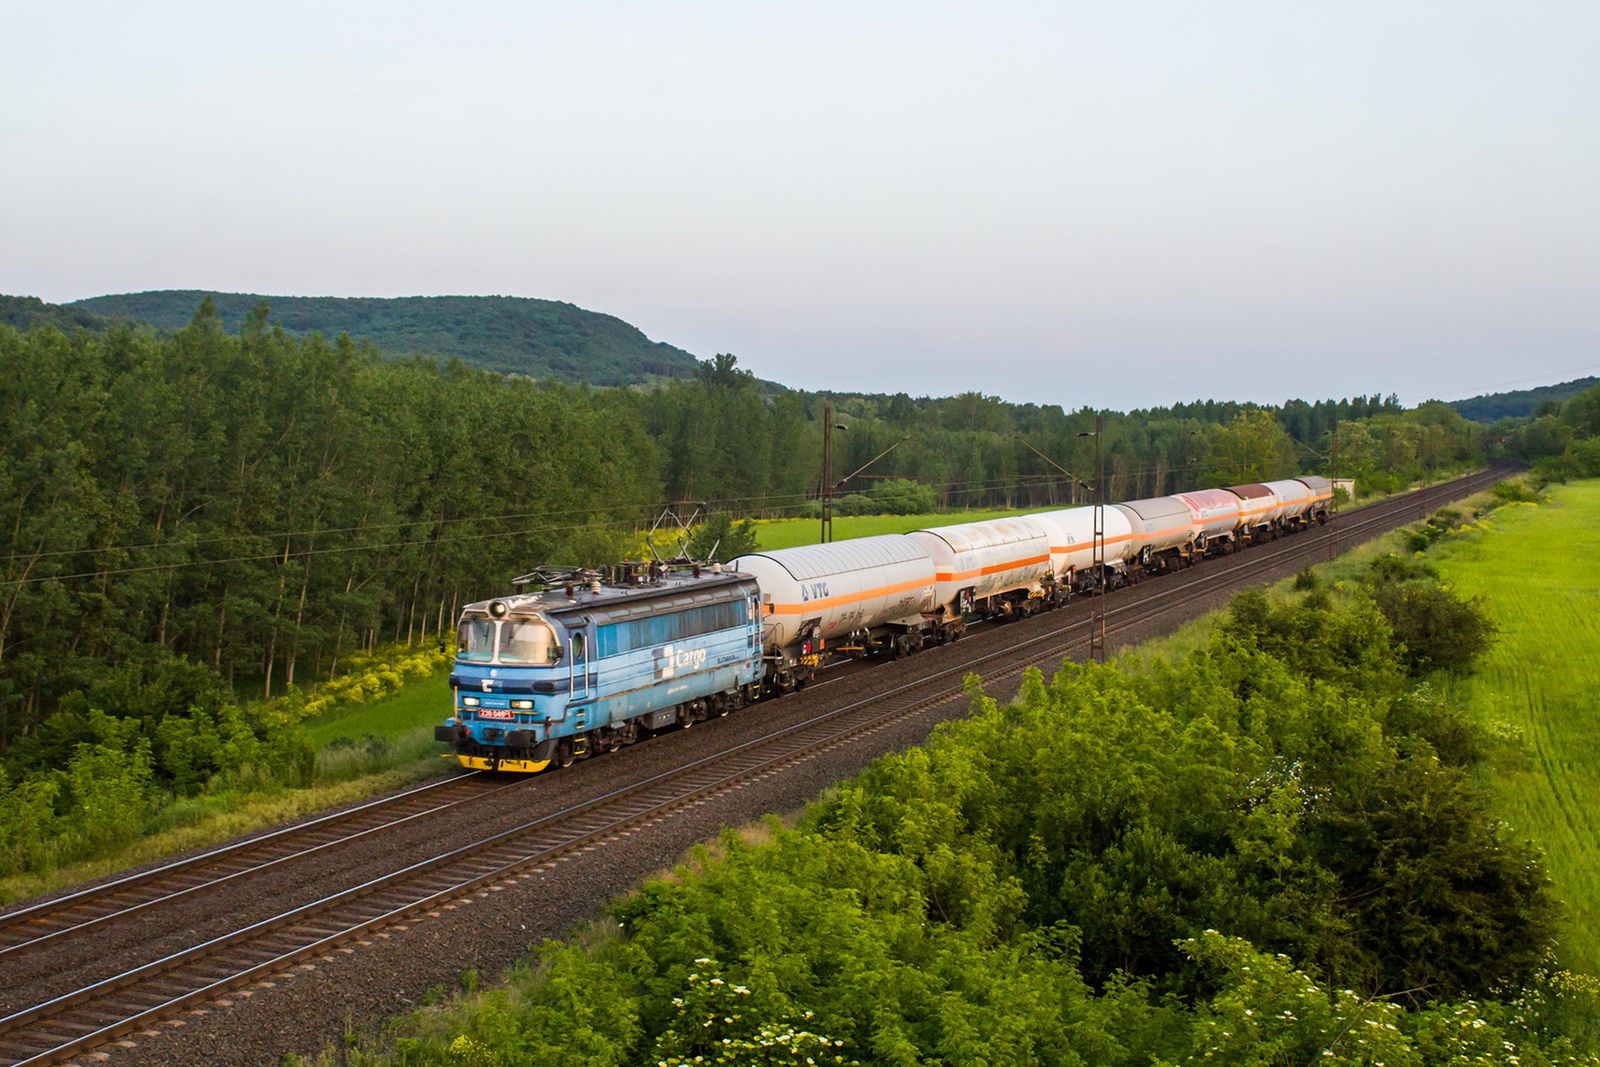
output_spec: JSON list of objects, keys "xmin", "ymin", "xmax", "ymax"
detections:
[{"xmin": 476, "ymin": 708, "xmax": 515, "ymax": 720}]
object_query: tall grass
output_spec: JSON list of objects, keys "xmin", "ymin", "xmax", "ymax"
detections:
[{"xmin": 1430, "ymin": 482, "xmax": 1600, "ymax": 972}]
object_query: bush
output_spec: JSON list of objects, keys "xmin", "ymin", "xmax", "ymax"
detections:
[
  {"xmin": 1490, "ymin": 479, "xmax": 1541, "ymax": 505},
  {"xmin": 1365, "ymin": 551, "xmax": 1439, "ymax": 586},
  {"xmin": 868, "ymin": 478, "xmax": 937, "ymax": 515},
  {"xmin": 830, "ymin": 493, "xmax": 876, "ymax": 517},
  {"xmin": 1374, "ymin": 583, "xmax": 1498, "ymax": 676}
]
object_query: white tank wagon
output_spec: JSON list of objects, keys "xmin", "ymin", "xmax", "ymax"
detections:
[
  {"xmin": 1177, "ymin": 488, "xmax": 1245, "ymax": 554},
  {"xmin": 1227, "ymin": 483, "xmax": 1280, "ymax": 540},
  {"xmin": 727, "ymin": 535, "xmax": 937, "ymax": 685},
  {"xmin": 1111, "ymin": 496, "xmax": 1197, "ymax": 571},
  {"xmin": 1028, "ymin": 505, "xmax": 1137, "ymax": 590},
  {"xmin": 1297, "ymin": 475, "xmax": 1334, "ymax": 522},
  {"xmin": 906, "ymin": 516, "xmax": 1057, "ymax": 626},
  {"xmin": 1262, "ymin": 478, "xmax": 1316, "ymax": 527}
]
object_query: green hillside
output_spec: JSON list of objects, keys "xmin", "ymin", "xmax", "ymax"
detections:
[
  {"xmin": 69, "ymin": 290, "xmax": 702, "ymax": 385},
  {"xmin": 1450, "ymin": 375, "xmax": 1600, "ymax": 422},
  {"xmin": 0, "ymin": 295, "xmax": 120, "ymax": 333}
]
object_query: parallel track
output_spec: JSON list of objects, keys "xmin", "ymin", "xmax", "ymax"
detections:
[
  {"xmin": 0, "ymin": 772, "xmax": 525, "ymax": 960},
  {"xmin": 0, "ymin": 469, "xmax": 1504, "ymax": 1066}
]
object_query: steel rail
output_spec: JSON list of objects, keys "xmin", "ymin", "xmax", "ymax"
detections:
[{"xmin": 0, "ymin": 469, "xmax": 1502, "ymax": 1067}]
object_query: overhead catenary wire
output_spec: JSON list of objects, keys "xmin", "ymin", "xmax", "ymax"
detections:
[
  {"xmin": 0, "ymin": 451, "xmax": 1349, "ymax": 590},
  {"xmin": 0, "ymin": 426, "xmax": 1260, "ymax": 565}
]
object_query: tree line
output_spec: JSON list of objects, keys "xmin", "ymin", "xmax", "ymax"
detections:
[{"xmin": 0, "ymin": 302, "xmax": 660, "ymax": 751}]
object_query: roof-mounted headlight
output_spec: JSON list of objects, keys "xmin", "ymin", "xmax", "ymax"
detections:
[{"xmin": 488, "ymin": 600, "xmax": 509, "ymax": 619}]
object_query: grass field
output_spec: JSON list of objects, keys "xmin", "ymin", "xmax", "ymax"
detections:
[
  {"xmin": 753, "ymin": 507, "xmax": 1050, "ymax": 551},
  {"xmin": 1430, "ymin": 482, "xmax": 1600, "ymax": 972},
  {"xmin": 305, "ymin": 673, "xmax": 451, "ymax": 749}
]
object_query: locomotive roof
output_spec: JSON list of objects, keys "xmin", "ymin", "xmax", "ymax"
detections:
[{"xmin": 461, "ymin": 569, "xmax": 755, "ymax": 623}]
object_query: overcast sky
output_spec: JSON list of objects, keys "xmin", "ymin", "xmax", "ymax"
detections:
[{"xmin": 3, "ymin": 2, "xmax": 1597, "ymax": 409}]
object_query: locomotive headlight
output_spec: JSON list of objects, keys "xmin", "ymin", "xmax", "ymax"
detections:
[
  {"xmin": 461, "ymin": 695, "xmax": 481, "ymax": 707},
  {"xmin": 511, "ymin": 699, "xmax": 533, "ymax": 710}
]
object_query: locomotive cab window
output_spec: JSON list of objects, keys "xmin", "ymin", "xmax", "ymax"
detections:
[
  {"xmin": 498, "ymin": 619, "xmax": 560, "ymax": 665},
  {"xmin": 457, "ymin": 618, "xmax": 496, "ymax": 662}
]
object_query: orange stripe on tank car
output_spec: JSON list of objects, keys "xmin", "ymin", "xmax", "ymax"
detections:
[
  {"xmin": 1048, "ymin": 533, "xmax": 1133, "ymax": 554},
  {"xmin": 767, "ymin": 575, "xmax": 933, "ymax": 616},
  {"xmin": 932, "ymin": 552, "xmax": 1051, "ymax": 583},
  {"xmin": 1128, "ymin": 522, "xmax": 1193, "ymax": 542}
]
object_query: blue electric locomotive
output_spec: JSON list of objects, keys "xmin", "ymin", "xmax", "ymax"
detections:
[{"xmin": 435, "ymin": 562, "xmax": 763, "ymax": 772}]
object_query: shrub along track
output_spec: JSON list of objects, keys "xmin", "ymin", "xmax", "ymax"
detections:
[{"xmin": 0, "ymin": 469, "xmax": 1505, "ymax": 1067}]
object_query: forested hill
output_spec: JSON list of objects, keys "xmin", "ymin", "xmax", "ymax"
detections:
[
  {"xmin": 68, "ymin": 290, "xmax": 703, "ymax": 385},
  {"xmin": 1450, "ymin": 375, "xmax": 1600, "ymax": 422},
  {"xmin": 0, "ymin": 294, "xmax": 121, "ymax": 333}
]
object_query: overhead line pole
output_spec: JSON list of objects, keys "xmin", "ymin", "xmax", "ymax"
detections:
[
  {"xmin": 821, "ymin": 405, "xmax": 834, "ymax": 544},
  {"xmin": 1093, "ymin": 414, "xmax": 1106, "ymax": 664},
  {"xmin": 1077, "ymin": 416, "xmax": 1106, "ymax": 664}
]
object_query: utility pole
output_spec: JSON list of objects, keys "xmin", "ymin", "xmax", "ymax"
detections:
[
  {"xmin": 819, "ymin": 406, "xmax": 851, "ymax": 543},
  {"xmin": 821, "ymin": 404, "xmax": 834, "ymax": 544},
  {"xmin": 1092, "ymin": 414, "xmax": 1106, "ymax": 664},
  {"xmin": 1329, "ymin": 429, "xmax": 1338, "ymax": 562},
  {"xmin": 1077, "ymin": 415, "xmax": 1106, "ymax": 664}
]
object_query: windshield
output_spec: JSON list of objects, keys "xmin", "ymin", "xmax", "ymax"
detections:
[
  {"xmin": 499, "ymin": 618, "xmax": 561, "ymax": 665},
  {"xmin": 457, "ymin": 617, "xmax": 495, "ymax": 662}
]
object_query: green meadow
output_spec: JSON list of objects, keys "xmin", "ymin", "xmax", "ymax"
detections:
[{"xmin": 1431, "ymin": 481, "xmax": 1600, "ymax": 971}]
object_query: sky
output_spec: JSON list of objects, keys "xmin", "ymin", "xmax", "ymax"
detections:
[{"xmin": 3, "ymin": 2, "xmax": 1597, "ymax": 410}]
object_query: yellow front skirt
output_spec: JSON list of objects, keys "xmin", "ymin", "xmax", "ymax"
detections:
[{"xmin": 452, "ymin": 754, "xmax": 552, "ymax": 774}]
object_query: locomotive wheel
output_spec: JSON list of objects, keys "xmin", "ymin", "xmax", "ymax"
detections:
[{"xmin": 556, "ymin": 740, "xmax": 576, "ymax": 769}]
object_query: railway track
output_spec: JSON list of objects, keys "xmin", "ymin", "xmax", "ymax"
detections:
[
  {"xmin": 0, "ymin": 468, "xmax": 1505, "ymax": 1066},
  {"xmin": 0, "ymin": 774, "xmax": 547, "ymax": 961}
]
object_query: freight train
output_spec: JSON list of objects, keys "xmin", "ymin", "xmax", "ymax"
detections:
[{"xmin": 436, "ymin": 476, "xmax": 1333, "ymax": 772}]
